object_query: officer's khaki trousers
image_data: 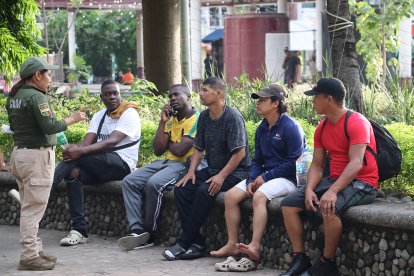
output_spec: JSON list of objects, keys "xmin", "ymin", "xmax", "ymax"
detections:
[{"xmin": 10, "ymin": 147, "xmax": 55, "ymax": 260}]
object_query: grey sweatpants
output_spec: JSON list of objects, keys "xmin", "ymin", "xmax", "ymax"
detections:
[{"xmin": 121, "ymin": 160, "xmax": 186, "ymax": 233}]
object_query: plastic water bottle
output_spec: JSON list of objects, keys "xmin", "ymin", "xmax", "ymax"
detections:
[
  {"xmin": 296, "ymin": 149, "xmax": 313, "ymax": 187},
  {"xmin": 56, "ymin": 132, "xmax": 69, "ymax": 149}
]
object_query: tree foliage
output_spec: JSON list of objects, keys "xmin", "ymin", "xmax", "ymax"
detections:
[
  {"xmin": 350, "ymin": 0, "xmax": 413, "ymax": 83},
  {"xmin": 45, "ymin": 9, "xmax": 137, "ymax": 77},
  {"xmin": 0, "ymin": 0, "xmax": 45, "ymax": 83}
]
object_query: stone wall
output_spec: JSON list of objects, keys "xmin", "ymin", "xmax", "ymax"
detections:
[{"xmin": 1, "ymin": 173, "xmax": 413, "ymax": 275}]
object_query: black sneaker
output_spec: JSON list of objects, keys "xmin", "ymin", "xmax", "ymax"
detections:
[
  {"xmin": 117, "ymin": 232, "xmax": 150, "ymax": 251},
  {"xmin": 300, "ymin": 259, "xmax": 339, "ymax": 276},
  {"xmin": 135, "ymin": 236, "xmax": 155, "ymax": 249},
  {"xmin": 281, "ymin": 254, "xmax": 311, "ymax": 276}
]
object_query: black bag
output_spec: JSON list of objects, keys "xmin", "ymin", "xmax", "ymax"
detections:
[{"xmin": 322, "ymin": 110, "xmax": 401, "ymax": 182}]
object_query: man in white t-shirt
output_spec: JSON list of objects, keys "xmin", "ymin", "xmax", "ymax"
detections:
[{"xmin": 54, "ymin": 80, "xmax": 141, "ymax": 246}]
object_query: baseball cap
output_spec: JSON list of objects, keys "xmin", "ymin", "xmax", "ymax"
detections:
[
  {"xmin": 20, "ymin": 57, "xmax": 59, "ymax": 79},
  {"xmin": 251, "ymin": 84, "xmax": 287, "ymax": 101},
  {"xmin": 304, "ymin": 77, "xmax": 346, "ymax": 98}
]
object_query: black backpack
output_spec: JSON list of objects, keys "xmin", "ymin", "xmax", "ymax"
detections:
[{"xmin": 322, "ymin": 110, "xmax": 401, "ymax": 182}]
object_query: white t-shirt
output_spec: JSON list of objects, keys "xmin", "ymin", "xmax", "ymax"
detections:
[{"xmin": 88, "ymin": 108, "xmax": 141, "ymax": 172}]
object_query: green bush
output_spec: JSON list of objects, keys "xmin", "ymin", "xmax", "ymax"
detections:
[{"xmin": 380, "ymin": 123, "xmax": 414, "ymax": 195}]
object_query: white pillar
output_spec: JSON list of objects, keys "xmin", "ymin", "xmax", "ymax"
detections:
[
  {"xmin": 136, "ymin": 10, "xmax": 144, "ymax": 78},
  {"xmin": 398, "ymin": 17, "xmax": 412, "ymax": 78},
  {"xmin": 315, "ymin": 0, "xmax": 325, "ymax": 72},
  {"xmin": 277, "ymin": 0, "xmax": 287, "ymax": 14},
  {"xmin": 181, "ymin": 0, "xmax": 191, "ymax": 90},
  {"xmin": 67, "ymin": 11, "xmax": 76, "ymax": 69},
  {"xmin": 191, "ymin": 0, "xmax": 201, "ymax": 83}
]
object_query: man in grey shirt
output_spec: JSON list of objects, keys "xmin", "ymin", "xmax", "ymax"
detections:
[{"xmin": 162, "ymin": 77, "xmax": 250, "ymax": 261}]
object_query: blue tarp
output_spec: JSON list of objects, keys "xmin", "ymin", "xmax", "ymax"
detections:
[{"xmin": 202, "ymin": 28, "xmax": 224, "ymax": 43}]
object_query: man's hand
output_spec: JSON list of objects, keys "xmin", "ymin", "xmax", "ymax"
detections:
[
  {"xmin": 247, "ymin": 175, "xmax": 265, "ymax": 196},
  {"xmin": 253, "ymin": 175, "xmax": 265, "ymax": 188},
  {"xmin": 161, "ymin": 104, "xmax": 172, "ymax": 123},
  {"xmin": 304, "ymin": 189, "xmax": 319, "ymax": 212},
  {"xmin": 246, "ymin": 182, "xmax": 256, "ymax": 196},
  {"xmin": 319, "ymin": 189, "xmax": 337, "ymax": 216},
  {"xmin": 62, "ymin": 146, "xmax": 82, "ymax": 162},
  {"xmin": 206, "ymin": 173, "xmax": 225, "ymax": 196},
  {"xmin": 176, "ymin": 171, "xmax": 196, "ymax": 187}
]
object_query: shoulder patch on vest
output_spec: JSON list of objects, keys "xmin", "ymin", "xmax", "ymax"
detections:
[{"xmin": 38, "ymin": 103, "xmax": 52, "ymax": 116}]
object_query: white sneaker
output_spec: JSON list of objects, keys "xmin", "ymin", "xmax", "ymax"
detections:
[
  {"xmin": 60, "ymin": 230, "xmax": 88, "ymax": 246},
  {"xmin": 118, "ymin": 232, "xmax": 150, "ymax": 251}
]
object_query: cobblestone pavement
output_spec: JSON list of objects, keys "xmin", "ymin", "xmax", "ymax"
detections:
[{"xmin": 0, "ymin": 225, "xmax": 282, "ymax": 275}]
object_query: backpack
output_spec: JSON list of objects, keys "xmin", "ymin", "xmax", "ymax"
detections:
[{"xmin": 321, "ymin": 110, "xmax": 401, "ymax": 182}]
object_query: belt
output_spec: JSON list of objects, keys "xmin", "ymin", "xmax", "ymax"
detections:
[{"xmin": 16, "ymin": 145, "xmax": 55, "ymax": 150}]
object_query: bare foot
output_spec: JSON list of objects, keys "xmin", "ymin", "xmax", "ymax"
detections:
[
  {"xmin": 210, "ymin": 242, "xmax": 240, "ymax": 257},
  {"xmin": 237, "ymin": 243, "xmax": 261, "ymax": 261},
  {"xmin": 0, "ymin": 165, "xmax": 10, "ymax": 172}
]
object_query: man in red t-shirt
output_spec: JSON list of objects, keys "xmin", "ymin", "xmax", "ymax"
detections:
[{"xmin": 280, "ymin": 78, "xmax": 378, "ymax": 276}]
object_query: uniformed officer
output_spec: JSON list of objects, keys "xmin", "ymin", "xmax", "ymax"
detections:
[{"xmin": 6, "ymin": 57, "xmax": 86, "ymax": 271}]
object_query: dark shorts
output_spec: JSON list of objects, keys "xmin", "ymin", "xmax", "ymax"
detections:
[{"xmin": 280, "ymin": 177, "xmax": 377, "ymax": 215}]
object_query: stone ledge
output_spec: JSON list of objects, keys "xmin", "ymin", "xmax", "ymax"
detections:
[{"xmin": 1, "ymin": 171, "xmax": 413, "ymax": 231}]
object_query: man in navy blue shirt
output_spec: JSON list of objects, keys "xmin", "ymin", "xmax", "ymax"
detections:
[{"xmin": 211, "ymin": 84, "xmax": 306, "ymax": 271}]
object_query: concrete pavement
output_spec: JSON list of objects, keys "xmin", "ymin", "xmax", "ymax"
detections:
[{"xmin": 0, "ymin": 225, "xmax": 281, "ymax": 275}]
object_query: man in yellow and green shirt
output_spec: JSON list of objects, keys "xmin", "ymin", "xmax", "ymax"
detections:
[{"xmin": 118, "ymin": 84, "xmax": 199, "ymax": 251}]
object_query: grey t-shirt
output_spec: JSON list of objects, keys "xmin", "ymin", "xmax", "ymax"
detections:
[{"xmin": 194, "ymin": 105, "xmax": 250, "ymax": 180}]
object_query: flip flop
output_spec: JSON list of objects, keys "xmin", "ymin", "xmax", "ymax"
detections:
[
  {"xmin": 162, "ymin": 243, "xmax": 187, "ymax": 261},
  {"xmin": 228, "ymin": 257, "xmax": 263, "ymax": 272},
  {"xmin": 215, "ymin": 256, "xmax": 237, "ymax": 272}
]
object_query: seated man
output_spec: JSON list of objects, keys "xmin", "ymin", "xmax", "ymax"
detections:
[
  {"xmin": 55, "ymin": 80, "xmax": 141, "ymax": 246},
  {"xmin": 280, "ymin": 78, "xmax": 378, "ymax": 276},
  {"xmin": 162, "ymin": 77, "xmax": 251, "ymax": 261},
  {"xmin": 211, "ymin": 84, "xmax": 306, "ymax": 271},
  {"xmin": 118, "ymin": 84, "xmax": 199, "ymax": 251}
]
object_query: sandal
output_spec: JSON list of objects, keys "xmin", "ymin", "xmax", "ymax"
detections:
[
  {"xmin": 162, "ymin": 243, "xmax": 186, "ymax": 261},
  {"xmin": 215, "ymin": 256, "xmax": 237, "ymax": 272},
  {"xmin": 60, "ymin": 230, "xmax": 88, "ymax": 246},
  {"xmin": 228, "ymin": 257, "xmax": 263, "ymax": 272}
]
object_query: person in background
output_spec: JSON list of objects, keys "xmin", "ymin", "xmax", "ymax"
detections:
[
  {"xmin": 6, "ymin": 57, "xmax": 86, "ymax": 271},
  {"xmin": 211, "ymin": 84, "xmax": 305, "ymax": 272},
  {"xmin": 295, "ymin": 51, "xmax": 303, "ymax": 84},
  {"xmin": 162, "ymin": 77, "xmax": 250, "ymax": 261},
  {"xmin": 122, "ymin": 69, "xmax": 134, "ymax": 85},
  {"xmin": 204, "ymin": 53, "xmax": 214, "ymax": 78},
  {"xmin": 280, "ymin": 78, "xmax": 378, "ymax": 276},
  {"xmin": 282, "ymin": 48, "xmax": 301, "ymax": 88},
  {"xmin": 118, "ymin": 84, "xmax": 199, "ymax": 251},
  {"xmin": 115, "ymin": 70, "xmax": 123, "ymax": 83}
]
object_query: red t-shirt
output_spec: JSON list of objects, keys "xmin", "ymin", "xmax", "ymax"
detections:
[
  {"xmin": 122, "ymin": 72, "xmax": 134, "ymax": 85},
  {"xmin": 314, "ymin": 112, "xmax": 378, "ymax": 189}
]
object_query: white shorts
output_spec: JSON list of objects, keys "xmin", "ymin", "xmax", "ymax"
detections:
[{"xmin": 235, "ymin": 178, "xmax": 296, "ymax": 200}]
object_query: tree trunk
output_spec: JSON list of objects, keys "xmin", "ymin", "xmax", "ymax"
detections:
[
  {"xmin": 327, "ymin": 0, "xmax": 364, "ymax": 113},
  {"xmin": 143, "ymin": 0, "xmax": 181, "ymax": 95}
]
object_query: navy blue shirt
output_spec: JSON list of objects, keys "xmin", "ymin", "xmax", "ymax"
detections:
[{"xmin": 247, "ymin": 113, "xmax": 306, "ymax": 186}]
